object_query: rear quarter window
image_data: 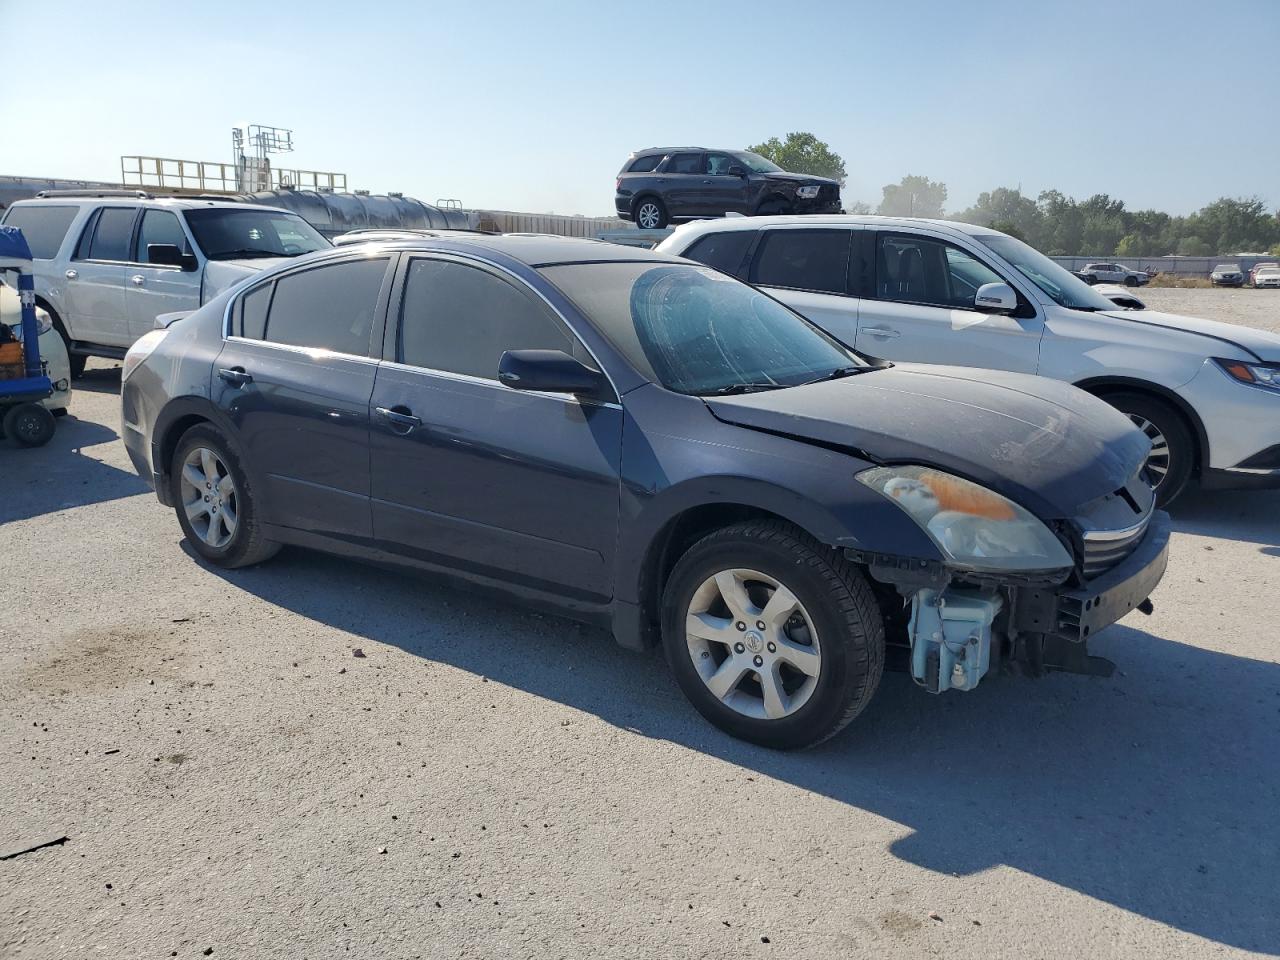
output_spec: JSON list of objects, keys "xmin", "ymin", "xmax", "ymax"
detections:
[
  {"xmin": 0, "ymin": 205, "xmax": 80, "ymax": 259},
  {"xmin": 626, "ymin": 155, "xmax": 662, "ymax": 173}
]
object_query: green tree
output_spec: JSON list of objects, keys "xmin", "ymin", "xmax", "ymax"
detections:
[
  {"xmin": 747, "ymin": 132, "xmax": 847, "ymax": 185},
  {"xmin": 877, "ymin": 175, "xmax": 948, "ymax": 217},
  {"xmin": 1177, "ymin": 235, "xmax": 1212, "ymax": 256},
  {"xmin": 1185, "ymin": 197, "xmax": 1277, "ymax": 254},
  {"xmin": 954, "ymin": 188, "xmax": 1041, "ymax": 242}
]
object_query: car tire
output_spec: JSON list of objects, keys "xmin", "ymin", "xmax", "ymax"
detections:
[
  {"xmin": 171, "ymin": 423, "xmax": 280, "ymax": 568},
  {"xmin": 634, "ymin": 198, "xmax": 668, "ymax": 230},
  {"xmin": 2, "ymin": 402, "xmax": 56, "ymax": 447},
  {"xmin": 1124, "ymin": 276, "xmax": 1139, "ymax": 287},
  {"xmin": 1102, "ymin": 392, "xmax": 1195, "ymax": 507},
  {"xmin": 661, "ymin": 519, "xmax": 884, "ymax": 750}
]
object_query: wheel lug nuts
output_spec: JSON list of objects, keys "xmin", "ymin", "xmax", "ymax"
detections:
[
  {"xmin": 735, "ymin": 621, "xmax": 746, "ymax": 631},
  {"xmin": 753, "ymin": 655, "xmax": 763, "ymax": 667},
  {"xmin": 204, "ymin": 494, "xmax": 210, "ymax": 501},
  {"xmin": 767, "ymin": 642, "xmax": 776, "ymax": 653},
  {"xmin": 756, "ymin": 621, "xmax": 766, "ymax": 630},
  {"xmin": 734, "ymin": 642, "xmax": 745, "ymax": 654}
]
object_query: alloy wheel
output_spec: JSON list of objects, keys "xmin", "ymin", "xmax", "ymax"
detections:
[
  {"xmin": 637, "ymin": 202, "xmax": 661, "ymax": 229},
  {"xmin": 684, "ymin": 568, "xmax": 822, "ymax": 720},
  {"xmin": 179, "ymin": 446, "xmax": 239, "ymax": 548},
  {"xmin": 1129, "ymin": 414, "xmax": 1170, "ymax": 487}
]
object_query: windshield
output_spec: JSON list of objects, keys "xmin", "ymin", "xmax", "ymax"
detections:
[
  {"xmin": 975, "ymin": 234, "xmax": 1116, "ymax": 311},
  {"xmin": 1215, "ymin": 264, "xmax": 1240, "ymax": 271},
  {"xmin": 184, "ymin": 208, "xmax": 330, "ymax": 261},
  {"xmin": 730, "ymin": 151, "xmax": 783, "ymax": 174},
  {"xmin": 539, "ymin": 262, "xmax": 866, "ymax": 396}
]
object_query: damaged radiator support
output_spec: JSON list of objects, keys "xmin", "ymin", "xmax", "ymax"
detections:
[{"xmin": 907, "ymin": 588, "xmax": 1003, "ymax": 693}]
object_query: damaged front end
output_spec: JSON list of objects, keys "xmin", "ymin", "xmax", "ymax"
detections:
[{"xmin": 851, "ymin": 466, "xmax": 1170, "ymax": 693}]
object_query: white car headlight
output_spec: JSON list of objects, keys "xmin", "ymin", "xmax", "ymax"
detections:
[
  {"xmin": 1215, "ymin": 358, "xmax": 1280, "ymax": 392},
  {"xmin": 796, "ymin": 185, "xmax": 821, "ymax": 199},
  {"xmin": 122, "ymin": 328, "xmax": 169, "ymax": 383},
  {"xmin": 858, "ymin": 465, "xmax": 1074, "ymax": 573}
]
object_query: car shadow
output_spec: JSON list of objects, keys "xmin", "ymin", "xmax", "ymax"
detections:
[
  {"xmin": 1171, "ymin": 487, "xmax": 1280, "ymax": 552},
  {"xmin": 198, "ymin": 541, "xmax": 1280, "ymax": 954},
  {"xmin": 71, "ymin": 365, "xmax": 123, "ymax": 395},
  {"xmin": 0, "ymin": 414, "xmax": 149, "ymax": 524}
]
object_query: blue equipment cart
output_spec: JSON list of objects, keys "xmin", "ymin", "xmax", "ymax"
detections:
[{"xmin": 0, "ymin": 224, "xmax": 56, "ymax": 446}]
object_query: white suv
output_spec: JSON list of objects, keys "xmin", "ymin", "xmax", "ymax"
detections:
[
  {"xmin": 0, "ymin": 191, "xmax": 330, "ymax": 376},
  {"xmin": 657, "ymin": 215, "xmax": 1280, "ymax": 504}
]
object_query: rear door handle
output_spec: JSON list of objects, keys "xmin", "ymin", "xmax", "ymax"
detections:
[
  {"xmin": 863, "ymin": 326, "xmax": 901, "ymax": 339},
  {"xmin": 375, "ymin": 406, "xmax": 422, "ymax": 431},
  {"xmin": 131, "ymin": 275, "xmax": 145, "ymax": 286},
  {"xmin": 218, "ymin": 367, "xmax": 253, "ymax": 386},
  {"xmin": 65, "ymin": 269, "xmax": 77, "ymax": 280}
]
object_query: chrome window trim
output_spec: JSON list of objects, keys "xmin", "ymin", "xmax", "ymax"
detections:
[{"xmin": 223, "ymin": 335, "xmax": 381, "ymax": 366}]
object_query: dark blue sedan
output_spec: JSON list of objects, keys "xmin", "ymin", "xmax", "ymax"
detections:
[{"xmin": 121, "ymin": 235, "xmax": 1169, "ymax": 748}]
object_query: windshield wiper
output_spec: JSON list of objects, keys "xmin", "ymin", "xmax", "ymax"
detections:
[
  {"xmin": 207, "ymin": 249, "xmax": 288, "ymax": 260},
  {"xmin": 797, "ymin": 365, "xmax": 868, "ymax": 387},
  {"xmin": 699, "ymin": 382, "xmax": 785, "ymax": 396}
]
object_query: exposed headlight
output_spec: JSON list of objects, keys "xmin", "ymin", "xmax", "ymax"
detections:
[
  {"xmin": 122, "ymin": 328, "xmax": 169, "ymax": 383},
  {"xmin": 795, "ymin": 185, "xmax": 822, "ymax": 199},
  {"xmin": 857, "ymin": 465, "xmax": 1074, "ymax": 573},
  {"xmin": 1215, "ymin": 358, "xmax": 1280, "ymax": 392},
  {"xmin": 35, "ymin": 313, "xmax": 52, "ymax": 336}
]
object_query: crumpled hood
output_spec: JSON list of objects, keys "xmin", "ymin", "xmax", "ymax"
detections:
[
  {"xmin": 1099, "ymin": 308, "xmax": 1280, "ymax": 362},
  {"xmin": 757, "ymin": 171, "xmax": 840, "ymax": 187},
  {"xmin": 706, "ymin": 364, "xmax": 1151, "ymax": 519},
  {"xmin": 202, "ymin": 257, "xmax": 290, "ymax": 303}
]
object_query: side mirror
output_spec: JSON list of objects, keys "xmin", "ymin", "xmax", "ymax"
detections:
[
  {"xmin": 727, "ymin": 165, "xmax": 747, "ymax": 177},
  {"xmin": 974, "ymin": 282, "xmax": 1017, "ymax": 314},
  {"xmin": 148, "ymin": 243, "xmax": 198, "ymax": 271},
  {"xmin": 498, "ymin": 349, "xmax": 609, "ymax": 398}
]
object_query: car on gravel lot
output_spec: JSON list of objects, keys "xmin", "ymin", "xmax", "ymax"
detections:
[
  {"xmin": 658, "ymin": 215, "xmax": 1280, "ymax": 505},
  {"xmin": 0, "ymin": 192, "xmax": 331, "ymax": 377},
  {"xmin": 1252, "ymin": 264, "xmax": 1280, "ymax": 288},
  {"xmin": 1078, "ymin": 262, "xmax": 1149, "ymax": 287},
  {"xmin": 615, "ymin": 148, "xmax": 841, "ymax": 230},
  {"xmin": 1210, "ymin": 263, "xmax": 1245, "ymax": 287},
  {"xmin": 120, "ymin": 235, "xmax": 1169, "ymax": 749},
  {"xmin": 1248, "ymin": 262, "xmax": 1279, "ymax": 287}
]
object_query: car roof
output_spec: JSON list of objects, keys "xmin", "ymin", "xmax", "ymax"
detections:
[
  {"xmin": 317, "ymin": 233, "xmax": 688, "ymax": 268},
  {"xmin": 663, "ymin": 213, "xmax": 1006, "ymax": 245},
  {"xmin": 10, "ymin": 195, "xmax": 290, "ymax": 214}
]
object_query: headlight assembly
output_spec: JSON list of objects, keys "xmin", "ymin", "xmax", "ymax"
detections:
[
  {"xmin": 796, "ymin": 185, "xmax": 822, "ymax": 199},
  {"xmin": 857, "ymin": 465, "xmax": 1074, "ymax": 573},
  {"xmin": 1215, "ymin": 358, "xmax": 1280, "ymax": 393}
]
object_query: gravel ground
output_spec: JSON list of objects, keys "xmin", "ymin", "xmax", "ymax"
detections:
[
  {"xmin": 1138, "ymin": 285, "xmax": 1280, "ymax": 335},
  {"xmin": 3, "ymin": 290, "xmax": 1279, "ymax": 959}
]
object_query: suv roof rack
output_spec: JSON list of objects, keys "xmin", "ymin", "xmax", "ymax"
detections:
[{"xmin": 34, "ymin": 188, "xmax": 152, "ymax": 199}]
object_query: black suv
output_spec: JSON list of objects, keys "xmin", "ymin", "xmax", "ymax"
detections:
[{"xmin": 615, "ymin": 148, "xmax": 841, "ymax": 229}]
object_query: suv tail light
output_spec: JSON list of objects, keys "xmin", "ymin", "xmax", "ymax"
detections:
[{"xmin": 615, "ymin": 178, "xmax": 621, "ymax": 191}]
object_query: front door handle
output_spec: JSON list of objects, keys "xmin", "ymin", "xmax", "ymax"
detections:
[
  {"xmin": 65, "ymin": 269, "xmax": 77, "ymax": 280},
  {"xmin": 131, "ymin": 275, "xmax": 146, "ymax": 286},
  {"xmin": 218, "ymin": 367, "xmax": 253, "ymax": 386},
  {"xmin": 862, "ymin": 326, "xmax": 901, "ymax": 339},
  {"xmin": 375, "ymin": 405, "xmax": 422, "ymax": 432}
]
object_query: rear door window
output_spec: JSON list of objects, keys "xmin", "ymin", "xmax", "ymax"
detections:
[
  {"xmin": 262, "ymin": 258, "xmax": 389, "ymax": 357},
  {"xmin": 682, "ymin": 231, "xmax": 756, "ymax": 277},
  {"xmin": 750, "ymin": 229, "xmax": 852, "ymax": 294},
  {"xmin": 665, "ymin": 153, "xmax": 702, "ymax": 174},
  {"xmin": 84, "ymin": 207, "xmax": 138, "ymax": 262},
  {"xmin": 0, "ymin": 205, "xmax": 79, "ymax": 259}
]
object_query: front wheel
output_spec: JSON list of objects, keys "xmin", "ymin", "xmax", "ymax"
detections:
[
  {"xmin": 1124, "ymin": 275, "xmax": 1139, "ymax": 287},
  {"xmin": 171, "ymin": 424, "xmax": 280, "ymax": 568},
  {"xmin": 661, "ymin": 520, "xmax": 884, "ymax": 750},
  {"xmin": 634, "ymin": 198, "xmax": 668, "ymax": 230},
  {"xmin": 1104, "ymin": 392, "xmax": 1195, "ymax": 506}
]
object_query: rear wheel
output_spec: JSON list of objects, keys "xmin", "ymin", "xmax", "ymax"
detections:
[
  {"xmin": 171, "ymin": 424, "xmax": 280, "ymax": 568},
  {"xmin": 1102, "ymin": 392, "xmax": 1195, "ymax": 506},
  {"xmin": 3, "ymin": 402, "xmax": 56, "ymax": 447},
  {"xmin": 661, "ymin": 520, "xmax": 884, "ymax": 750},
  {"xmin": 634, "ymin": 198, "xmax": 668, "ymax": 230}
]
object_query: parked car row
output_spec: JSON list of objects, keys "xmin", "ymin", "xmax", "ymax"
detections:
[{"xmin": 1249, "ymin": 262, "xmax": 1280, "ymax": 288}]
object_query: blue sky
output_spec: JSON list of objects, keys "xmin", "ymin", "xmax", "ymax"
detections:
[{"xmin": 2, "ymin": 0, "xmax": 1277, "ymax": 217}]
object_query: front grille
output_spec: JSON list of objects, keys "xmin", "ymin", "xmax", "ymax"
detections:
[{"xmin": 1081, "ymin": 513, "xmax": 1151, "ymax": 578}]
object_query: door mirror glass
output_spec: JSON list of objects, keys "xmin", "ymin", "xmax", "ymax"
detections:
[
  {"xmin": 974, "ymin": 281, "xmax": 1018, "ymax": 314},
  {"xmin": 498, "ymin": 349, "xmax": 607, "ymax": 397},
  {"xmin": 147, "ymin": 243, "xmax": 197, "ymax": 270},
  {"xmin": 727, "ymin": 165, "xmax": 747, "ymax": 177}
]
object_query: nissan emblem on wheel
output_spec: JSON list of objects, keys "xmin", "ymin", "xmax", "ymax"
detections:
[{"xmin": 122, "ymin": 234, "xmax": 1169, "ymax": 750}]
